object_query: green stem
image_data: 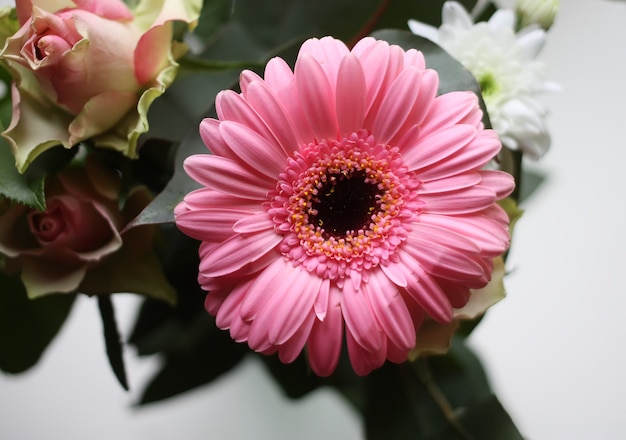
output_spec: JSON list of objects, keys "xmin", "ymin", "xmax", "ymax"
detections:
[
  {"xmin": 177, "ymin": 56, "xmax": 265, "ymax": 74},
  {"xmin": 412, "ymin": 359, "xmax": 473, "ymax": 440}
]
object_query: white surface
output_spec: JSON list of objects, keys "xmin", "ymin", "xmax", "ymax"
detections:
[{"xmin": 1, "ymin": 1, "xmax": 625, "ymax": 439}]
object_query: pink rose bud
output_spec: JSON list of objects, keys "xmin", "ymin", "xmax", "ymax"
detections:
[{"xmin": 0, "ymin": 159, "xmax": 125, "ymax": 298}]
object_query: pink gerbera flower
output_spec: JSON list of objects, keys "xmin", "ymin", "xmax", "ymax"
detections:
[{"xmin": 175, "ymin": 36, "xmax": 514, "ymax": 376}]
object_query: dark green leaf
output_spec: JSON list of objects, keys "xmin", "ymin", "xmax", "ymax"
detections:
[
  {"xmin": 259, "ymin": 354, "xmax": 324, "ymax": 399},
  {"xmin": 427, "ymin": 337, "xmax": 492, "ymax": 408},
  {"xmin": 97, "ymin": 295, "xmax": 129, "ymax": 391},
  {"xmin": 136, "ymin": 313, "xmax": 247, "ymax": 404},
  {"xmin": 365, "ymin": 363, "xmax": 427, "ymax": 440},
  {"xmin": 364, "ymin": 338, "xmax": 518, "ymax": 440},
  {"xmin": 79, "ymin": 234, "xmax": 178, "ymax": 306},
  {"xmin": 0, "ymin": 272, "xmax": 75, "ymax": 373},
  {"xmin": 428, "ymin": 395, "xmax": 525, "ymax": 440},
  {"xmin": 0, "ymin": 138, "xmax": 46, "ymax": 210},
  {"xmin": 193, "ymin": 0, "xmax": 235, "ymax": 39},
  {"xmin": 127, "ymin": 227, "xmax": 204, "ymax": 354},
  {"xmin": 358, "ymin": 0, "xmax": 479, "ymax": 42}
]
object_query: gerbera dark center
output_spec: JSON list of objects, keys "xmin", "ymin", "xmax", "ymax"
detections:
[{"xmin": 310, "ymin": 171, "xmax": 381, "ymax": 237}]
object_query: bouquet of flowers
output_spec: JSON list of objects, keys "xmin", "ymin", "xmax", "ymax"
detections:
[{"xmin": 0, "ymin": 0, "xmax": 557, "ymax": 438}]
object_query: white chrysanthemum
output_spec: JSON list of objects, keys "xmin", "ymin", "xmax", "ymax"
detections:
[{"xmin": 409, "ymin": 1, "xmax": 558, "ymax": 159}]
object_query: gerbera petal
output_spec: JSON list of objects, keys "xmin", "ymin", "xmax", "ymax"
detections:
[
  {"xmin": 176, "ymin": 205, "xmax": 249, "ymax": 242},
  {"xmin": 219, "ymin": 121, "xmax": 287, "ymax": 178},
  {"xmin": 364, "ymin": 44, "xmax": 405, "ymax": 126},
  {"xmin": 204, "ymin": 286, "xmax": 231, "ymax": 316},
  {"xmin": 277, "ymin": 312, "xmax": 316, "ymax": 364},
  {"xmin": 409, "ymin": 222, "xmax": 481, "ymax": 254},
  {"xmin": 233, "ymin": 212, "xmax": 274, "ymax": 234},
  {"xmin": 402, "ymin": 237, "xmax": 488, "ymax": 287},
  {"xmin": 345, "ymin": 327, "xmax": 387, "ymax": 376},
  {"xmin": 299, "ymin": 36, "xmax": 350, "ymax": 89},
  {"xmin": 263, "ymin": 57, "xmax": 316, "ymax": 144},
  {"xmin": 341, "ymin": 282, "xmax": 383, "ymax": 353},
  {"xmin": 199, "ymin": 118, "xmax": 237, "ymax": 159},
  {"xmin": 418, "ymin": 213, "xmax": 509, "ymax": 257},
  {"xmin": 215, "ymin": 90, "xmax": 282, "ymax": 153},
  {"xmin": 308, "ymin": 289, "xmax": 343, "ymax": 376},
  {"xmin": 420, "ymin": 91, "xmax": 481, "ymax": 136},
  {"xmin": 389, "ymin": 68, "xmax": 439, "ymax": 147},
  {"xmin": 434, "ymin": 277, "xmax": 471, "ymax": 309},
  {"xmin": 178, "ymin": 189, "xmax": 259, "ymax": 211},
  {"xmin": 416, "ymin": 130, "xmax": 501, "ymax": 180},
  {"xmin": 420, "ymin": 185, "xmax": 497, "ymax": 215},
  {"xmin": 314, "ymin": 278, "xmax": 331, "ymax": 320},
  {"xmin": 380, "ymin": 261, "xmax": 408, "ymax": 288},
  {"xmin": 336, "ymin": 53, "xmax": 366, "ymax": 135},
  {"xmin": 404, "ymin": 48, "xmax": 426, "ymax": 70},
  {"xmin": 366, "ymin": 270, "xmax": 416, "ymax": 350},
  {"xmin": 244, "ymin": 81, "xmax": 300, "ymax": 156},
  {"xmin": 479, "ymin": 170, "xmax": 515, "ymax": 199},
  {"xmin": 418, "ymin": 172, "xmax": 482, "ymax": 194},
  {"xmin": 295, "ymin": 53, "xmax": 338, "ymax": 140},
  {"xmin": 399, "ymin": 251, "xmax": 453, "ymax": 323},
  {"xmin": 268, "ymin": 269, "xmax": 322, "ymax": 345},
  {"xmin": 371, "ymin": 66, "xmax": 422, "ymax": 145},
  {"xmin": 403, "ymin": 124, "xmax": 476, "ymax": 172},
  {"xmin": 213, "ymin": 279, "xmax": 252, "ymax": 330},
  {"xmin": 239, "ymin": 69, "xmax": 263, "ymax": 96},
  {"xmin": 183, "ymin": 155, "xmax": 272, "ymax": 199},
  {"xmin": 351, "ymin": 38, "xmax": 390, "ymax": 110},
  {"xmin": 198, "ymin": 229, "xmax": 281, "ymax": 278},
  {"xmin": 247, "ymin": 263, "xmax": 305, "ymax": 350}
]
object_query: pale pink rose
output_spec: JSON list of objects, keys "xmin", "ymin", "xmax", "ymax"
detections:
[
  {"xmin": 1, "ymin": 0, "xmax": 201, "ymax": 171},
  {"xmin": 0, "ymin": 159, "xmax": 126, "ymax": 298}
]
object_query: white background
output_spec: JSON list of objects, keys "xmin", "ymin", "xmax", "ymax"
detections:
[{"xmin": 1, "ymin": 1, "xmax": 625, "ymax": 439}]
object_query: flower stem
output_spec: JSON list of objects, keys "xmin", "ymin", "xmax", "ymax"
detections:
[
  {"xmin": 178, "ymin": 56, "xmax": 264, "ymax": 75},
  {"xmin": 412, "ymin": 358, "xmax": 473, "ymax": 440}
]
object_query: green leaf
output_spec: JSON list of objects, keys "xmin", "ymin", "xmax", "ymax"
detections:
[
  {"xmin": 78, "ymin": 234, "xmax": 178, "ymax": 305},
  {"xmin": 364, "ymin": 338, "xmax": 522, "ymax": 440},
  {"xmin": 127, "ymin": 227, "xmax": 206, "ymax": 356},
  {"xmin": 259, "ymin": 354, "xmax": 324, "ymax": 399},
  {"xmin": 0, "ymin": 271, "xmax": 76, "ymax": 373},
  {"xmin": 369, "ymin": 1, "xmax": 476, "ymax": 31},
  {"xmin": 193, "ymin": 0, "xmax": 235, "ymax": 39},
  {"xmin": 428, "ymin": 395, "xmax": 524, "ymax": 440},
  {"xmin": 0, "ymin": 138, "xmax": 46, "ymax": 210},
  {"xmin": 97, "ymin": 295, "xmax": 129, "ymax": 391},
  {"xmin": 136, "ymin": 313, "xmax": 247, "ymax": 404},
  {"xmin": 77, "ymin": 187, "xmax": 178, "ymax": 305}
]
